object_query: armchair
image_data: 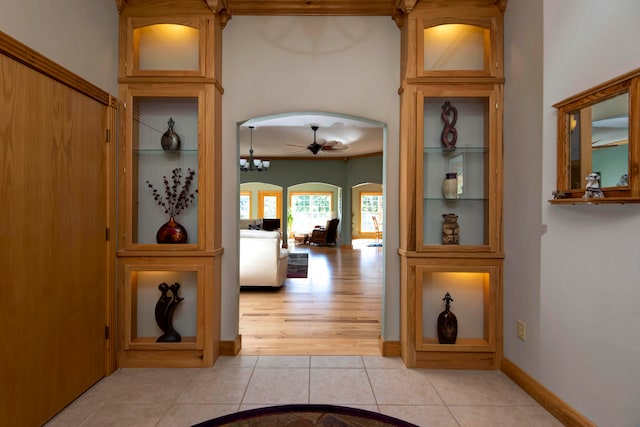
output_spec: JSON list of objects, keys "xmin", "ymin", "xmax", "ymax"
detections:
[{"xmin": 309, "ymin": 218, "xmax": 340, "ymax": 246}]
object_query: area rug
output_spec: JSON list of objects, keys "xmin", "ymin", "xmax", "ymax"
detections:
[
  {"xmin": 192, "ymin": 404, "xmax": 417, "ymax": 427},
  {"xmin": 287, "ymin": 252, "xmax": 309, "ymax": 278}
]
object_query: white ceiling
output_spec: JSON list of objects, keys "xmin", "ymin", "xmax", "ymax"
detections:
[{"xmin": 239, "ymin": 112, "xmax": 384, "ymax": 159}]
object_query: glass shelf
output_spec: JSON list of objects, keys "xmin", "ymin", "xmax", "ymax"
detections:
[
  {"xmin": 424, "ymin": 196, "xmax": 487, "ymax": 201},
  {"xmin": 420, "ymin": 95, "xmax": 490, "ymax": 248},
  {"xmin": 423, "ymin": 146, "xmax": 487, "ymax": 154},
  {"xmin": 134, "ymin": 149, "xmax": 198, "ymax": 155},
  {"xmin": 130, "ymin": 95, "xmax": 200, "ymax": 246}
]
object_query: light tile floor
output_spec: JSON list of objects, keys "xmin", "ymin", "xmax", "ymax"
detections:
[{"xmin": 46, "ymin": 356, "xmax": 562, "ymax": 427}]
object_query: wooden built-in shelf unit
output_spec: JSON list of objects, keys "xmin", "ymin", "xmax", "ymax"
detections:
[
  {"xmin": 116, "ymin": 0, "xmax": 223, "ymax": 368},
  {"xmin": 399, "ymin": 0, "xmax": 507, "ymax": 369}
]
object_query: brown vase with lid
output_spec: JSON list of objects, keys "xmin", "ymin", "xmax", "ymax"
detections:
[{"xmin": 161, "ymin": 117, "xmax": 181, "ymax": 151}]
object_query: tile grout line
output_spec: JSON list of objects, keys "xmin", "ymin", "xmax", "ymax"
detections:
[
  {"xmin": 238, "ymin": 356, "xmax": 259, "ymax": 410},
  {"xmin": 154, "ymin": 368, "xmax": 201, "ymax": 426},
  {"xmin": 76, "ymin": 377, "xmax": 115, "ymax": 427},
  {"xmin": 307, "ymin": 356, "xmax": 312, "ymax": 404},
  {"xmin": 362, "ymin": 356, "xmax": 382, "ymax": 413}
]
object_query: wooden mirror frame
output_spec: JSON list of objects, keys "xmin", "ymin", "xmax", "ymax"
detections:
[{"xmin": 551, "ymin": 68, "xmax": 640, "ymax": 204}]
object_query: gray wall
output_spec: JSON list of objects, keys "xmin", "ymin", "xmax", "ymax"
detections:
[
  {"xmin": 505, "ymin": 1, "xmax": 640, "ymax": 425},
  {"xmin": 0, "ymin": 0, "xmax": 118, "ymax": 95},
  {"xmin": 240, "ymin": 155, "xmax": 383, "ymax": 243}
]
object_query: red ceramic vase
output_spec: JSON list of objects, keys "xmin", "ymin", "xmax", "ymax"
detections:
[{"xmin": 156, "ymin": 217, "xmax": 188, "ymax": 244}]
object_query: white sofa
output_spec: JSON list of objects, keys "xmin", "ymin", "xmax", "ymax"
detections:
[{"xmin": 239, "ymin": 229, "xmax": 289, "ymax": 287}]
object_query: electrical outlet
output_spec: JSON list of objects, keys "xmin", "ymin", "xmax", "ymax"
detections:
[{"xmin": 517, "ymin": 320, "xmax": 526, "ymax": 341}]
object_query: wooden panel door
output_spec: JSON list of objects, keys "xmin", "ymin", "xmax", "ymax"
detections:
[{"xmin": 0, "ymin": 53, "xmax": 108, "ymax": 426}]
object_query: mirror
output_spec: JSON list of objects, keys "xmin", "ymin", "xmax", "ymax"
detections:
[
  {"xmin": 568, "ymin": 92, "xmax": 629, "ymax": 189},
  {"xmin": 552, "ymin": 67, "xmax": 640, "ymax": 202}
]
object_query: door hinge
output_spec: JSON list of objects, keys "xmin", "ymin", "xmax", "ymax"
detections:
[
  {"xmin": 105, "ymin": 129, "xmax": 111, "ymax": 142},
  {"xmin": 106, "ymin": 227, "xmax": 110, "ymax": 241},
  {"xmin": 105, "ymin": 326, "xmax": 110, "ymax": 339}
]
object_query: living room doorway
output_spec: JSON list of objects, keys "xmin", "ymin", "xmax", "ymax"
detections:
[
  {"xmin": 236, "ymin": 111, "xmax": 387, "ymax": 354},
  {"xmin": 238, "ymin": 242, "xmax": 384, "ymax": 355}
]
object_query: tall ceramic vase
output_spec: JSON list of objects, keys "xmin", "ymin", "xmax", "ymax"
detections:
[
  {"xmin": 156, "ymin": 216, "xmax": 188, "ymax": 243},
  {"xmin": 442, "ymin": 173, "xmax": 458, "ymax": 199},
  {"xmin": 437, "ymin": 292, "xmax": 458, "ymax": 344}
]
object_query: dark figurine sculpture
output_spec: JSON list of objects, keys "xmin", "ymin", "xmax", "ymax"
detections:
[
  {"xmin": 155, "ymin": 282, "xmax": 184, "ymax": 342},
  {"xmin": 583, "ymin": 171, "xmax": 605, "ymax": 199},
  {"xmin": 552, "ymin": 190, "xmax": 567, "ymax": 199},
  {"xmin": 440, "ymin": 101, "xmax": 458, "ymax": 149},
  {"xmin": 437, "ymin": 292, "xmax": 458, "ymax": 344}
]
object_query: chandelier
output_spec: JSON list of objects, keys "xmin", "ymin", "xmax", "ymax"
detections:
[{"xmin": 239, "ymin": 126, "xmax": 270, "ymax": 172}]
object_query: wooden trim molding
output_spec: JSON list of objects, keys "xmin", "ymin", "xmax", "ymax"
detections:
[
  {"xmin": 205, "ymin": 0, "xmax": 228, "ymax": 12},
  {"xmin": 118, "ymin": 76, "xmax": 225, "ymax": 95},
  {"xmin": 222, "ymin": 1, "xmax": 400, "ymax": 16},
  {"xmin": 220, "ymin": 335, "xmax": 242, "ymax": 356},
  {"xmin": 501, "ymin": 358, "xmax": 596, "ymax": 427},
  {"xmin": 495, "ymin": 0, "xmax": 508, "ymax": 13},
  {"xmin": 115, "ymin": 0, "xmax": 128, "ymax": 12},
  {"xmin": 395, "ymin": 0, "xmax": 418, "ymax": 13},
  {"xmin": 0, "ymin": 32, "xmax": 112, "ymax": 106},
  {"xmin": 379, "ymin": 336, "xmax": 401, "ymax": 357}
]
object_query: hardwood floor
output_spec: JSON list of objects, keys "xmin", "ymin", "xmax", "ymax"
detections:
[{"xmin": 239, "ymin": 240, "xmax": 383, "ymax": 355}]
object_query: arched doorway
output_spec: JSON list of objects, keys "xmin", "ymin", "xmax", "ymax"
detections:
[
  {"xmin": 236, "ymin": 111, "xmax": 387, "ymax": 354},
  {"xmin": 220, "ymin": 14, "xmax": 400, "ymax": 358}
]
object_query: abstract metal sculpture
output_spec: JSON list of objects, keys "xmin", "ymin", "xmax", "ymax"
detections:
[{"xmin": 155, "ymin": 282, "xmax": 184, "ymax": 342}]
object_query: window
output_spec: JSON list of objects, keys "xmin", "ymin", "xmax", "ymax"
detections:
[
  {"xmin": 360, "ymin": 192, "xmax": 383, "ymax": 233},
  {"xmin": 290, "ymin": 192, "xmax": 333, "ymax": 233},
  {"xmin": 239, "ymin": 192, "xmax": 251, "ymax": 219},
  {"xmin": 258, "ymin": 191, "xmax": 282, "ymax": 219}
]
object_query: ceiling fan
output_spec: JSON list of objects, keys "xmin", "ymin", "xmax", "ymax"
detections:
[{"xmin": 286, "ymin": 125, "xmax": 349, "ymax": 155}]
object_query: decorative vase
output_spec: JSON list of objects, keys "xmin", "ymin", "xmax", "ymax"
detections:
[
  {"xmin": 156, "ymin": 216, "xmax": 188, "ymax": 243},
  {"xmin": 442, "ymin": 173, "xmax": 458, "ymax": 199},
  {"xmin": 437, "ymin": 292, "xmax": 458, "ymax": 344},
  {"xmin": 161, "ymin": 117, "xmax": 181, "ymax": 151}
]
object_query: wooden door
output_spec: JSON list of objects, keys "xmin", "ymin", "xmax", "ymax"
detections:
[{"xmin": 0, "ymin": 47, "xmax": 110, "ymax": 426}]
